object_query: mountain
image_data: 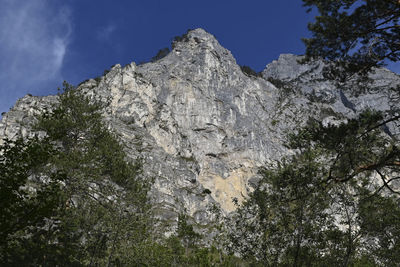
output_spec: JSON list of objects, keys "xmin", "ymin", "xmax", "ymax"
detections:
[{"xmin": 1, "ymin": 28, "xmax": 399, "ymax": 233}]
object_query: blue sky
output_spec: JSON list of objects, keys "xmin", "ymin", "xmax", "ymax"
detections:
[{"xmin": 0, "ymin": 0, "xmax": 398, "ymax": 115}]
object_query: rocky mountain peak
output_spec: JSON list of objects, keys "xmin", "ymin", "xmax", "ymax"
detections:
[
  {"xmin": 262, "ymin": 53, "xmax": 323, "ymax": 81},
  {"xmin": 175, "ymin": 28, "xmax": 219, "ymax": 47},
  {"xmin": 1, "ymin": 28, "xmax": 399, "ymax": 229},
  {"xmin": 171, "ymin": 28, "xmax": 231, "ymax": 57},
  {"xmin": 136, "ymin": 28, "xmax": 241, "ymax": 89}
]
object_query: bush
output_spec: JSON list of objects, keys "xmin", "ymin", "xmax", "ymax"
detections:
[
  {"xmin": 240, "ymin": 65, "xmax": 262, "ymax": 78},
  {"xmin": 151, "ymin": 47, "xmax": 170, "ymax": 62},
  {"xmin": 172, "ymin": 29, "xmax": 193, "ymax": 48}
]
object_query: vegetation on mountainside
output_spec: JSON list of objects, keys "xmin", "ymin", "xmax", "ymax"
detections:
[
  {"xmin": 302, "ymin": 0, "xmax": 400, "ymax": 78},
  {"xmin": 172, "ymin": 29, "xmax": 193, "ymax": 49},
  {"xmin": 240, "ymin": 65, "xmax": 262, "ymax": 78},
  {"xmin": 1, "ymin": 82, "xmax": 150, "ymax": 265},
  {"xmin": 0, "ymin": 82, "xmax": 246, "ymax": 266},
  {"xmin": 0, "ymin": 136, "xmax": 66, "ymax": 265},
  {"xmin": 1, "ymin": 1, "xmax": 400, "ymax": 266},
  {"xmin": 151, "ymin": 47, "xmax": 170, "ymax": 62},
  {"xmin": 230, "ymin": 110, "xmax": 400, "ymax": 265},
  {"xmin": 300, "ymin": 0, "xmax": 400, "ymax": 202},
  {"xmin": 227, "ymin": 1, "xmax": 400, "ymax": 265}
]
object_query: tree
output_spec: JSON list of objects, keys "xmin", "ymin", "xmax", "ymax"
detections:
[
  {"xmin": 34, "ymin": 82, "xmax": 151, "ymax": 265},
  {"xmin": 151, "ymin": 47, "xmax": 170, "ymax": 62},
  {"xmin": 291, "ymin": 110, "xmax": 400, "ymax": 195},
  {"xmin": 287, "ymin": 111, "xmax": 400, "ymax": 264},
  {"xmin": 300, "ymin": 0, "xmax": 400, "ymax": 214},
  {"xmin": 229, "ymin": 148, "xmax": 352, "ymax": 265},
  {"xmin": 0, "ymin": 137, "xmax": 68, "ymax": 265},
  {"xmin": 1, "ymin": 82, "xmax": 152, "ymax": 265},
  {"xmin": 300, "ymin": 0, "xmax": 400, "ymax": 196},
  {"xmin": 229, "ymin": 111, "xmax": 400, "ymax": 265},
  {"xmin": 1, "ymin": 82, "xmax": 254, "ymax": 266},
  {"xmin": 302, "ymin": 0, "xmax": 400, "ymax": 76},
  {"xmin": 229, "ymin": 2, "xmax": 400, "ymax": 264}
]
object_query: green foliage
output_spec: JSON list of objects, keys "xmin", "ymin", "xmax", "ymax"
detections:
[
  {"xmin": 289, "ymin": 110, "xmax": 400, "ymax": 189},
  {"xmin": 0, "ymin": 137, "xmax": 68, "ymax": 265},
  {"xmin": 151, "ymin": 47, "xmax": 170, "ymax": 62},
  {"xmin": 94, "ymin": 76, "xmax": 102, "ymax": 83},
  {"xmin": 1, "ymin": 81, "xmax": 152, "ymax": 265},
  {"xmin": 230, "ymin": 149, "xmax": 336, "ymax": 265},
  {"xmin": 358, "ymin": 193, "xmax": 400, "ymax": 265},
  {"xmin": 144, "ymin": 238, "xmax": 247, "ymax": 267},
  {"xmin": 266, "ymin": 77, "xmax": 295, "ymax": 102},
  {"xmin": 302, "ymin": 0, "xmax": 400, "ymax": 76},
  {"xmin": 0, "ymin": 81, "xmax": 260, "ymax": 266},
  {"xmin": 240, "ymin": 2, "xmax": 400, "ymax": 260},
  {"xmin": 240, "ymin": 65, "xmax": 262, "ymax": 78},
  {"xmin": 138, "ymin": 234, "xmax": 248, "ymax": 266},
  {"xmin": 202, "ymin": 188, "xmax": 212, "ymax": 195},
  {"xmin": 177, "ymin": 213, "xmax": 202, "ymax": 249},
  {"xmin": 37, "ymin": 82, "xmax": 150, "ymax": 265},
  {"xmin": 172, "ymin": 29, "xmax": 193, "ymax": 48},
  {"xmin": 230, "ymin": 110, "xmax": 400, "ymax": 265},
  {"xmin": 266, "ymin": 77, "xmax": 287, "ymax": 88},
  {"xmin": 36, "ymin": 81, "xmax": 144, "ymax": 188}
]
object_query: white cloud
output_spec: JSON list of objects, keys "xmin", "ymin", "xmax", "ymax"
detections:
[
  {"xmin": 97, "ymin": 24, "xmax": 116, "ymax": 41},
  {"xmin": 0, "ymin": 0, "xmax": 72, "ymax": 113}
]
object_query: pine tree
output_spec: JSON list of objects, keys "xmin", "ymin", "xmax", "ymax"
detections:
[
  {"xmin": 230, "ymin": 112, "xmax": 400, "ymax": 265},
  {"xmin": 0, "ymin": 137, "xmax": 68, "ymax": 265},
  {"xmin": 302, "ymin": 0, "xmax": 400, "ymax": 75},
  {"xmin": 34, "ymin": 82, "xmax": 151, "ymax": 265},
  {"xmin": 1, "ymin": 82, "xmax": 151, "ymax": 265}
]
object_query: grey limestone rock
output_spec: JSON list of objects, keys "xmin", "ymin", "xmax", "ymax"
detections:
[{"xmin": 1, "ymin": 28, "xmax": 399, "ymax": 231}]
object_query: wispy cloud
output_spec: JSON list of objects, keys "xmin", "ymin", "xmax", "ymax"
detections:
[
  {"xmin": 97, "ymin": 24, "xmax": 116, "ymax": 42},
  {"xmin": 0, "ymin": 0, "xmax": 72, "ymax": 113}
]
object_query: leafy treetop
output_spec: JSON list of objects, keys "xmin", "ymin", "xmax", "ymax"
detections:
[{"xmin": 303, "ymin": 0, "xmax": 400, "ymax": 75}]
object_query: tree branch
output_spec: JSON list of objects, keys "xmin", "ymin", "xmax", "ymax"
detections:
[{"xmin": 376, "ymin": 169, "xmax": 400, "ymax": 195}]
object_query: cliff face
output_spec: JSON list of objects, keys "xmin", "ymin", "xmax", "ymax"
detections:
[{"xmin": 1, "ymin": 28, "xmax": 399, "ymax": 228}]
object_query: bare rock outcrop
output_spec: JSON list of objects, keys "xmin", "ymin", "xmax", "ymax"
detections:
[{"xmin": 1, "ymin": 28, "xmax": 399, "ymax": 231}]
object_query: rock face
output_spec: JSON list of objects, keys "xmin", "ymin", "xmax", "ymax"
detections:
[{"xmin": 1, "ymin": 28, "xmax": 399, "ymax": 229}]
